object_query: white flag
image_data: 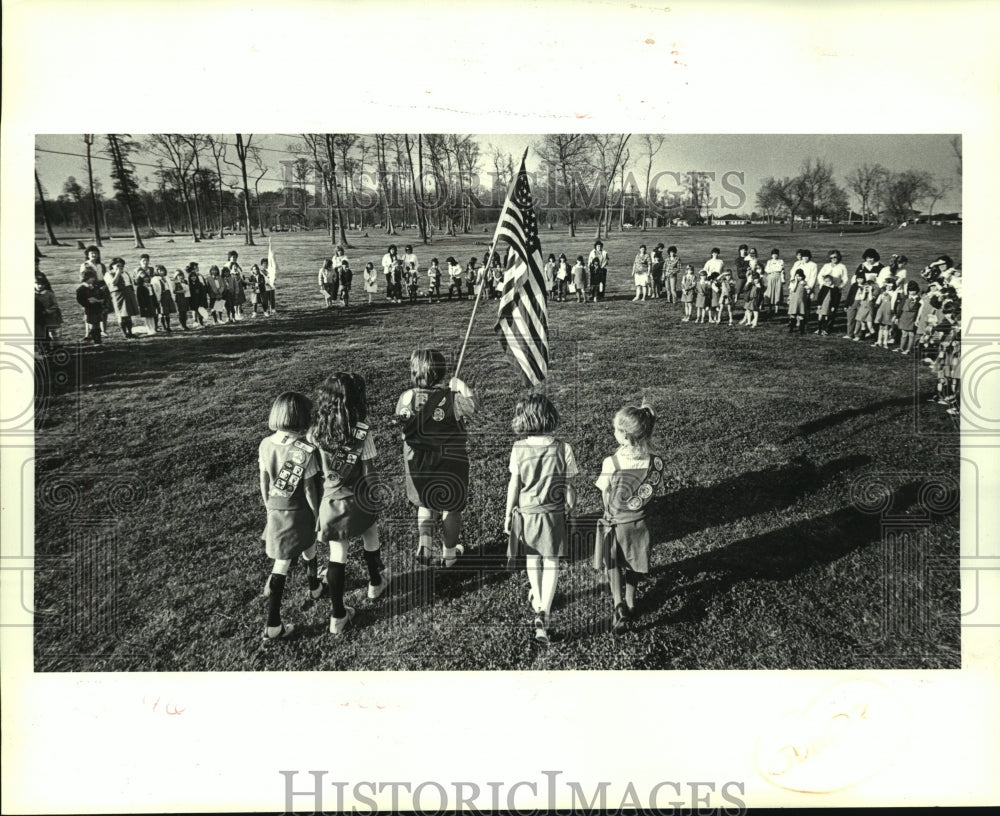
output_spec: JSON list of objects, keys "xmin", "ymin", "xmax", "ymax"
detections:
[{"xmin": 267, "ymin": 239, "xmax": 278, "ymax": 287}]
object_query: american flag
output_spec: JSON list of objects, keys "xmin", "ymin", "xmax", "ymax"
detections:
[{"xmin": 493, "ymin": 157, "xmax": 549, "ymax": 385}]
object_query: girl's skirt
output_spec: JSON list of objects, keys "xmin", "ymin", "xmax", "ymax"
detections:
[
  {"xmin": 507, "ymin": 508, "xmax": 567, "ymax": 559},
  {"xmin": 403, "ymin": 445, "xmax": 469, "ymax": 512},
  {"xmin": 593, "ymin": 518, "xmax": 651, "ymax": 574},
  {"xmin": 263, "ymin": 506, "xmax": 315, "ymax": 560},
  {"xmin": 317, "ymin": 494, "xmax": 377, "ymax": 541}
]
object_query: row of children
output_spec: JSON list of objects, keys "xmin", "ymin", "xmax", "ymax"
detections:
[
  {"xmin": 62, "ymin": 246, "xmax": 279, "ymax": 347},
  {"xmin": 258, "ymin": 349, "xmax": 660, "ymax": 646},
  {"xmin": 318, "ymin": 245, "xmax": 511, "ymax": 307},
  {"xmin": 542, "ymin": 242, "xmax": 610, "ymax": 303}
]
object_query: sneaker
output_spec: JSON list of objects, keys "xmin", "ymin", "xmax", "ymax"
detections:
[
  {"xmin": 441, "ymin": 544, "xmax": 465, "ymax": 568},
  {"xmin": 852, "ymin": 337, "xmax": 860, "ymax": 342},
  {"xmin": 367, "ymin": 567, "xmax": 392, "ymax": 600},
  {"xmin": 946, "ymin": 407, "xmax": 959, "ymax": 416},
  {"xmin": 308, "ymin": 581, "xmax": 328, "ymax": 601},
  {"xmin": 330, "ymin": 607, "xmax": 355, "ymax": 635},
  {"xmin": 262, "ymin": 622, "xmax": 296, "ymax": 642},
  {"xmin": 612, "ymin": 603, "xmax": 628, "ymax": 635},
  {"xmin": 533, "ymin": 613, "xmax": 550, "ymax": 646}
]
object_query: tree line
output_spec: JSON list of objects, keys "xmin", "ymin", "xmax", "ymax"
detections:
[{"xmin": 35, "ymin": 134, "xmax": 959, "ymax": 249}]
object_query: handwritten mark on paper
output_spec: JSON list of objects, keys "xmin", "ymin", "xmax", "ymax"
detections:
[
  {"xmin": 142, "ymin": 695, "xmax": 186, "ymax": 716},
  {"xmin": 755, "ymin": 679, "xmax": 908, "ymax": 793}
]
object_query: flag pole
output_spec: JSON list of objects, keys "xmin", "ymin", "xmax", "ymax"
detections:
[{"xmin": 454, "ymin": 147, "xmax": 529, "ymax": 380}]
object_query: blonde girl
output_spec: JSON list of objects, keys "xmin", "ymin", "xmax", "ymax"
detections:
[
  {"xmin": 505, "ymin": 395, "xmax": 578, "ymax": 646},
  {"xmin": 680, "ymin": 264, "xmax": 696, "ymax": 321},
  {"xmin": 396, "ymin": 349, "xmax": 478, "ymax": 568},
  {"xmin": 593, "ymin": 403, "xmax": 664, "ymax": 633}
]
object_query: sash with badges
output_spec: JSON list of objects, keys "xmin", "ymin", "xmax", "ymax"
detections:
[
  {"xmin": 270, "ymin": 438, "xmax": 318, "ymax": 498},
  {"xmin": 620, "ymin": 454, "xmax": 664, "ymax": 512},
  {"xmin": 323, "ymin": 422, "xmax": 370, "ymax": 489}
]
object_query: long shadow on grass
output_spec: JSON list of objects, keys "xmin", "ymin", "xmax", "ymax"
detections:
[
  {"xmin": 784, "ymin": 396, "xmax": 919, "ymax": 441},
  {"xmin": 380, "ymin": 555, "xmax": 520, "ymax": 620},
  {"xmin": 640, "ymin": 480, "xmax": 955, "ymax": 632},
  {"xmin": 646, "ymin": 453, "xmax": 870, "ymax": 545},
  {"xmin": 41, "ymin": 305, "xmax": 400, "ymax": 398}
]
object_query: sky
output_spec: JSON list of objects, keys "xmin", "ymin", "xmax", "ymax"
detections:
[{"xmin": 34, "ymin": 133, "xmax": 962, "ymax": 217}]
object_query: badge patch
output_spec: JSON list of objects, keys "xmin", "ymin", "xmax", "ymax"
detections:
[
  {"xmin": 432, "ymin": 408, "xmax": 445, "ymax": 422},
  {"xmin": 648, "ymin": 470, "xmax": 661, "ymax": 486},
  {"xmin": 653, "ymin": 456, "xmax": 663, "ymax": 470},
  {"xmin": 289, "ymin": 449, "xmax": 307, "ymax": 464},
  {"xmin": 626, "ymin": 496, "xmax": 643, "ymax": 511},
  {"xmin": 637, "ymin": 483, "xmax": 653, "ymax": 499}
]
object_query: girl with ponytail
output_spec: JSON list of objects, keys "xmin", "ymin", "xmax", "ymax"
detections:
[
  {"xmin": 593, "ymin": 401, "xmax": 664, "ymax": 634},
  {"xmin": 308, "ymin": 373, "xmax": 387, "ymax": 636}
]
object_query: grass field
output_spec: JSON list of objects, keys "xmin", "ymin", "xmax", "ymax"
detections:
[{"xmin": 32, "ymin": 223, "xmax": 961, "ymax": 671}]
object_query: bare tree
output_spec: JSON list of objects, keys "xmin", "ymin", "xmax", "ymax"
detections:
[
  {"xmin": 325, "ymin": 136, "xmax": 350, "ymax": 246},
  {"xmin": 105, "ymin": 134, "xmax": 146, "ymax": 248},
  {"xmin": 536, "ymin": 134, "xmax": 592, "ymax": 237},
  {"xmin": 923, "ymin": 176, "xmax": 952, "ymax": 223},
  {"xmin": 223, "ymin": 134, "xmax": 256, "ymax": 245},
  {"xmin": 453, "ymin": 135, "xmax": 480, "ymax": 232},
  {"xmin": 617, "ymin": 147, "xmax": 632, "ymax": 230},
  {"xmin": 334, "ymin": 134, "xmax": 359, "ymax": 231},
  {"xmin": 587, "ymin": 134, "xmax": 631, "ymax": 240},
  {"xmin": 639, "ymin": 134, "xmax": 665, "ymax": 230},
  {"xmin": 424, "ymin": 134, "xmax": 457, "ymax": 235},
  {"xmin": 686, "ymin": 171, "xmax": 712, "ymax": 224},
  {"xmin": 249, "ymin": 145, "xmax": 268, "ymax": 237},
  {"xmin": 35, "ymin": 170, "xmax": 63, "ymax": 246},
  {"xmin": 796, "ymin": 158, "xmax": 837, "ymax": 228},
  {"xmin": 300, "ymin": 135, "xmax": 336, "ymax": 243},
  {"xmin": 772, "ymin": 175, "xmax": 809, "ymax": 231},
  {"xmin": 204, "ymin": 135, "xmax": 229, "ymax": 238},
  {"xmin": 755, "ymin": 177, "xmax": 786, "ymax": 224},
  {"xmin": 355, "ymin": 137, "xmax": 371, "ymax": 230},
  {"xmin": 374, "ymin": 135, "xmax": 396, "ymax": 234},
  {"xmin": 404, "ymin": 134, "xmax": 428, "ymax": 243},
  {"xmin": 178, "ymin": 135, "xmax": 208, "ymax": 238},
  {"xmin": 146, "ymin": 135, "xmax": 199, "ymax": 242},
  {"xmin": 846, "ymin": 163, "xmax": 888, "ymax": 224},
  {"xmin": 83, "ymin": 134, "xmax": 103, "ymax": 246},
  {"xmin": 878, "ymin": 170, "xmax": 933, "ymax": 223}
]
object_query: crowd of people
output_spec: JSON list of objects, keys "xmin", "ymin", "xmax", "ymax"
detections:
[
  {"xmin": 34, "ymin": 238, "xmax": 962, "ymax": 418},
  {"xmin": 615, "ymin": 241, "xmax": 963, "ymax": 416},
  {"xmin": 31, "ymin": 237, "xmax": 963, "ymax": 646},
  {"xmin": 34, "ymin": 247, "xmax": 278, "ymax": 350},
  {"xmin": 258, "ymin": 351, "xmax": 660, "ymax": 646}
]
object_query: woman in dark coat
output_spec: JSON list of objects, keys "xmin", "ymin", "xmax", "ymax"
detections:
[{"xmin": 187, "ymin": 262, "xmax": 208, "ymax": 326}]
